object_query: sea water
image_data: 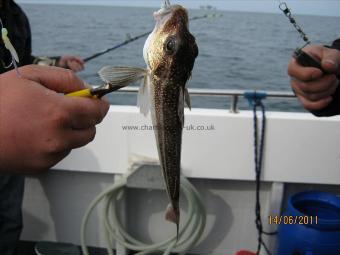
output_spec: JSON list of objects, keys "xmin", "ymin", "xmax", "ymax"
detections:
[{"xmin": 22, "ymin": 4, "xmax": 340, "ymax": 112}]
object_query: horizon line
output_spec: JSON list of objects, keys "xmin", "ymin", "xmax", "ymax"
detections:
[{"xmin": 17, "ymin": 1, "xmax": 340, "ymax": 18}]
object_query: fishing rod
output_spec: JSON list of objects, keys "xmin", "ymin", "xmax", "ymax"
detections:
[
  {"xmin": 84, "ymin": 31, "xmax": 150, "ymax": 62},
  {"xmin": 83, "ymin": 13, "xmax": 221, "ymax": 63}
]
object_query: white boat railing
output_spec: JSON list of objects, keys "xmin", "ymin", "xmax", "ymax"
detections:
[
  {"xmin": 22, "ymin": 91, "xmax": 340, "ymax": 255},
  {"xmin": 114, "ymin": 87, "xmax": 296, "ymax": 113}
]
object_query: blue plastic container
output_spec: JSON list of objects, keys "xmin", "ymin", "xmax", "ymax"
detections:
[{"xmin": 276, "ymin": 191, "xmax": 340, "ymax": 255}]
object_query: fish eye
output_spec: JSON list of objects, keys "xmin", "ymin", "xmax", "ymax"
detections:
[{"xmin": 164, "ymin": 37, "xmax": 177, "ymax": 54}]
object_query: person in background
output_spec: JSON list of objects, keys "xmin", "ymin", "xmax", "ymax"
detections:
[
  {"xmin": 0, "ymin": 0, "xmax": 93, "ymax": 254},
  {"xmin": 0, "ymin": 0, "xmax": 85, "ymax": 73},
  {"xmin": 288, "ymin": 39, "xmax": 340, "ymax": 116}
]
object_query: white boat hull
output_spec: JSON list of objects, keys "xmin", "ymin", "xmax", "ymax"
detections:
[{"xmin": 21, "ymin": 106, "xmax": 340, "ymax": 254}]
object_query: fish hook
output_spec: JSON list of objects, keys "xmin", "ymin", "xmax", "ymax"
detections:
[
  {"xmin": 163, "ymin": 0, "xmax": 171, "ymax": 8},
  {"xmin": 0, "ymin": 17, "xmax": 21, "ymax": 76}
]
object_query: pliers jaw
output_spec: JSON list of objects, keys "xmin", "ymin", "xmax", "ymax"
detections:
[
  {"xmin": 66, "ymin": 83, "xmax": 127, "ymax": 98},
  {"xmin": 91, "ymin": 83, "xmax": 126, "ymax": 98}
]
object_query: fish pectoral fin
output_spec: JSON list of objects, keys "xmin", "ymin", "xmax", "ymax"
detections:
[
  {"xmin": 137, "ymin": 73, "xmax": 151, "ymax": 116},
  {"xmin": 184, "ymin": 88, "xmax": 191, "ymax": 110},
  {"xmin": 178, "ymin": 88, "xmax": 185, "ymax": 128},
  {"xmin": 98, "ymin": 66, "xmax": 147, "ymax": 87}
]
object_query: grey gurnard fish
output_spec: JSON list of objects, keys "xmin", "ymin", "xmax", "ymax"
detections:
[{"xmin": 98, "ymin": 0, "xmax": 198, "ymax": 237}]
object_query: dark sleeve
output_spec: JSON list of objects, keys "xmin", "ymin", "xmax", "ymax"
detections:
[
  {"xmin": 12, "ymin": 2, "xmax": 59, "ymax": 67},
  {"xmin": 21, "ymin": 13, "xmax": 35, "ymax": 65},
  {"xmin": 310, "ymin": 39, "xmax": 340, "ymax": 117}
]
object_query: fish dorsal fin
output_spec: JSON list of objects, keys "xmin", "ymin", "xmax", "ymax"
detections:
[
  {"xmin": 98, "ymin": 66, "xmax": 146, "ymax": 87},
  {"xmin": 184, "ymin": 88, "xmax": 191, "ymax": 110},
  {"xmin": 137, "ymin": 73, "xmax": 151, "ymax": 116}
]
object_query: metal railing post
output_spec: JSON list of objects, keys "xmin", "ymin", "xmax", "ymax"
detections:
[{"xmin": 230, "ymin": 95, "xmax": 239, "ymax": 113}]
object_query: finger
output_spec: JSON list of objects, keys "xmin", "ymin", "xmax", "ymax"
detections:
[
  {"xmin": 73, "ymin": 56, "xmax": 85, "ymax": 65},
  {"xmin": 67, "ymin": 61, "xmax": 82, "ymax": 72},
  {"xmin": 73, "ymin": 58, "xmax": 85, "ymax": 70},
  {"xmin": 321, "ymin": 48, "xmax": 340, "ymax": 75},
  {"xmin": 64, "ymin": 97, "xmax": 110, "ymax": 129},
  {"xmin": 101, "ymin": 95, "xmax": 110, "ymax": 103},
  {"xmin": 58, "ymin": 59, "xmax": 67, "ymax": 68},
  {"xmin": 68, "ymin": 127, "xmax": 96, "ymax": 149},
  {"xmin": 45, "ymin": 150, "xmax": 71, "ymax": 169},
  {"xmin": 26, "ymin": 150, "xmax": 71, "ymax": 173},
  {"xmin": 78, "ymin": 62, "xmax": 85, "ymax": 71},
  {"xmin": 65, "ymin": 56, "xmax": 84, "ymax": 66},
  {"xmin": 297, "ymin": 95, "xmax": 333, "ymax": 111},
  {"xmin": 291, "ymin": 74, "xmax": 338, "ymax": 94},
  {"xmin": 19, "ymin": 65, "xmax": 85, "ymax": 93},
  {"xmin": 288, "ymin": 58, "xmax": 323, "ymax": 81},
  {"xmin": 44, "ymin": 127, "xmax": 96, "ymax": 153},
  {"xmin": 71, "ymin": 61, "xmax": 84, "ymax": 72},
  {"xmin": 302, "ymin": 45, "xmax": 324, "ymax": 61},
  {"xmin": 297, "ymin": 87, "xmax": 337, "ymax": 102}
]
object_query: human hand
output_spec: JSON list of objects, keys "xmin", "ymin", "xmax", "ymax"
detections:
[
  {"xmin": 0, "ymin": 65, "xmax": 109, "ymax": 173},
  {"xmin": 57, "ymin": 55, "xmax": 85, "ymax": 72},
  {"xmin": 288, "ymin": 45, "xmax": 340, "ymax": 111}
]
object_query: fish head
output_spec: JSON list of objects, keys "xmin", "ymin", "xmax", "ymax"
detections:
[{"xmin": 143, "ymin": 4, "xmax": 198, "ymax": 83}]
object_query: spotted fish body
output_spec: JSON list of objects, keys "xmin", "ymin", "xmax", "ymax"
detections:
[
  {"xmin": 143, "ymin": 4, "xmax": 198, "ymax": 232},
  {"xmin": 97, "ymin": 2, "xmax": 198, "ymax": 237}
]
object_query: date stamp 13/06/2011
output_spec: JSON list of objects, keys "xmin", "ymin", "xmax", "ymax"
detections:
[{"xmin": 269, "ymin": 215, "xmax": 318, "ymax": 225}]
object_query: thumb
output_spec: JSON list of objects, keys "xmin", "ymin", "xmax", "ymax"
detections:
[
  {"xmin": 321, "ymin": 48, "xmax": 340, "ymax": 75},
  {"xmin": 20, "ymin": 65, "xmax": 85, "ymax": 93}
]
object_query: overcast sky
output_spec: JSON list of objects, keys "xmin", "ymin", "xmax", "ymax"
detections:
[{"xmin": 16, "ymin": 0, "xmax": 340, "ymax": 17}]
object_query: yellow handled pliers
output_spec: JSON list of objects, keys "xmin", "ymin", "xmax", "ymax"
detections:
[{"xmin": 66, "ymin": 84, "xmax": 126, "ymax": 98}]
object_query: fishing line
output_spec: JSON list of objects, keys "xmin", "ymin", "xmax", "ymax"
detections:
[
  {"xmin": 163, "ymin": 0, "xmax": 171, "ymax": 8},
  {"xmin": 278, "ymin": 1, "xmax": 310, "ymax": 47},
  {"xmin": 83, "ymin": 13, "xmax": 221, "ymax": 63},
  {"xmin": 278, "ymin": 1, "xmax": 326, "ymax": 71}
]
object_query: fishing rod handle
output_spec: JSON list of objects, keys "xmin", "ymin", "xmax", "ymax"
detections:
[{"xmin": 294, "ymin": 48, "xmax": 325, "ymax": 73}]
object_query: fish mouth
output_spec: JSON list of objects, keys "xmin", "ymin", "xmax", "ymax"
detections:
[{"xmin": 153, "ymin": 5, "xmax": 188, "ymax": 25}]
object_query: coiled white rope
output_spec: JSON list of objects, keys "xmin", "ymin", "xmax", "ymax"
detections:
[{"xmin": 80, "ymin": 175, "xmax": 206, "ymax": 255}]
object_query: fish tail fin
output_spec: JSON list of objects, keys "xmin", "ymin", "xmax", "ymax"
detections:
[{"xmin": 165, "ymin": 203, "xmax": 180, "ymax": 240}]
